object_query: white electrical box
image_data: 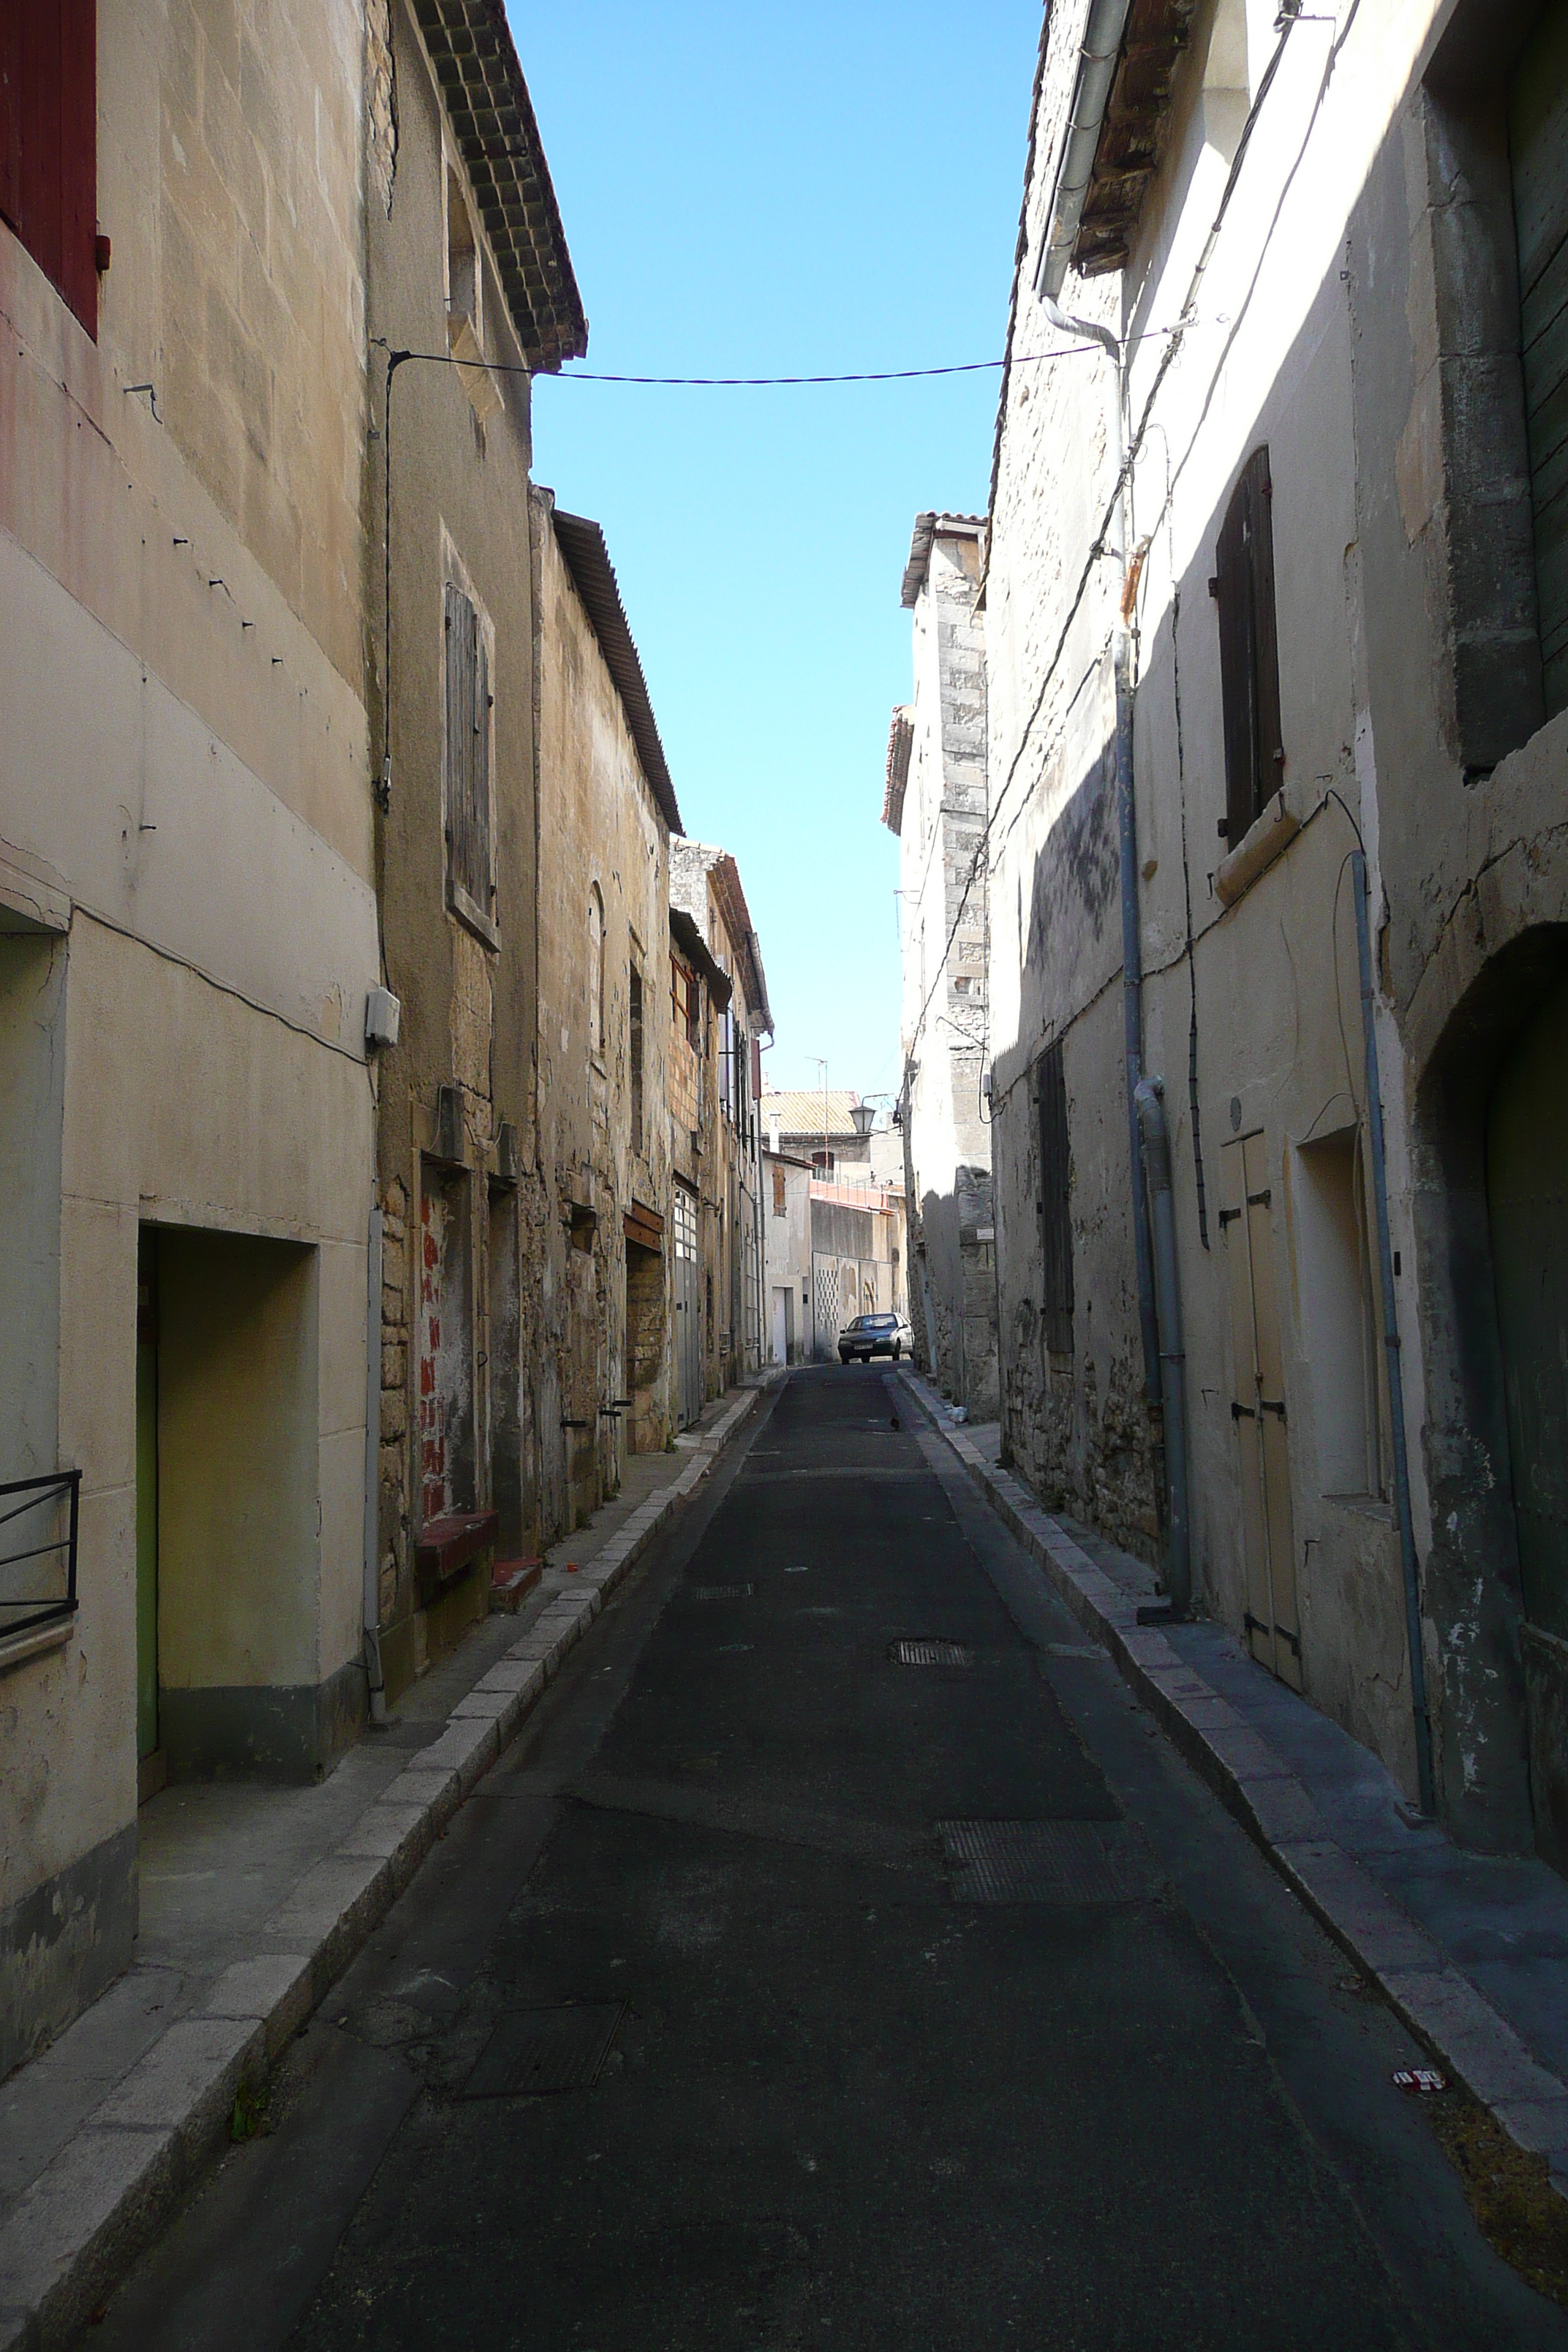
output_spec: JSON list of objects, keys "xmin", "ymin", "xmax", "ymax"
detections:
[{"xmin": 364, "ymin": 987, "xmax": 402, "ymax": 1050}]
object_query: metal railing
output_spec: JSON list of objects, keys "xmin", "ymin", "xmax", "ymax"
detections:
[{"xmin": 0, "ymin": 1470, "xmax": 80, "ymax": 1640}]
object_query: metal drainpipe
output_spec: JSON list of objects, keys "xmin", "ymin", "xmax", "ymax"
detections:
[
  {"xmin": 363, "ymin": 1202, "xmax": 387, "ymax": 1725},
  {"xmin": 1043, "ymin": 293, "xmax": 1162, "ymax": 1413},
  {"xmin": 1134, "ymin": 1079, "xmax": 1191, "ymax": 1616},
  {"xmin": 1350, "ymin": 850, "xmax": 1436, "ymax": 1815}
]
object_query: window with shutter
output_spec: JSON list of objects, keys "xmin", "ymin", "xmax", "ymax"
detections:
[
  {"xmin": 443, "ymin": 578, "xmax": 494, "ymax": 940},
  {"xmin": 0, "ymin": 0, "xmax": 97, "ymax": 337},
  {"xmin": 1038, "ymin": 1040, "xmax": 1074, "ymax": 1356},
  {"xmin": 1212, "ymin": 446, "xmax": 1284, "ymax": 848},
  {"xmin": 629, "ymin": 965, "xmax": 644, "ymax": 1153},
  {"xmin": 1510, "ymin": 6, "xmax": 1568, "ymax": 720}
]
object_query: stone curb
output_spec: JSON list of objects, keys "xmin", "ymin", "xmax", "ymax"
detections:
[
  {"xmin": 897, "ymin": 1368, "xmax": 1568, "ymax": 2204},
  {"xmin": 0, "ymin": 1386, "xmax": 768, "ymax": 2352}
]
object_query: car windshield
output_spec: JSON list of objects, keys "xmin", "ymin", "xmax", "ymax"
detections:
[{"xmin": 866, "ymin": 1314, "xmax": 897, "ymax": 1329}]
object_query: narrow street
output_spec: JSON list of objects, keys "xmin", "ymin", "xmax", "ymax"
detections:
[{"xmin": 90, "ymin": 1373, "xmax": 1564, "ymax": 2351}]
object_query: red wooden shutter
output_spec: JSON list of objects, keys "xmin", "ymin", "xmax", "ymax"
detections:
[
  {"xmin": 0, "ymin": 0, "xmax": 97, "ymax": 338},
  {"xmin": 59, "ymin": 0, "xmax": 95, "ymax": 335},
  {"xmin": 0, "ymin": 7, "xmax": 21, "ymax": 232}
]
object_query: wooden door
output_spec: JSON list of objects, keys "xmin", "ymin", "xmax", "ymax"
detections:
[
  {"xmin": 674, "ymin": 1184, "xmax": 700, "ymax": 1428},
  {"xmin": 1221, "ymin": 1134, "xmax": 1303, "ymax": 1688}
]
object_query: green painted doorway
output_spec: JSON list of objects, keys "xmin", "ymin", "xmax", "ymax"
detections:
[{"xmin": 1488, "ymin": 967, "xmax": 1568, "ymax": 1869}]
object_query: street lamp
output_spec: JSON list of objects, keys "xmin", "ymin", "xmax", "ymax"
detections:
[{"xmin": 848, "ymin": 1102, "xmax": 876, "ymax": 1141}]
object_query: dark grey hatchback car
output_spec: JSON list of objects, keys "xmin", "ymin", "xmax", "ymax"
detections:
[{"xmin": 838, "ymin": 1311, "xmax": 915, "ymax": 1364}]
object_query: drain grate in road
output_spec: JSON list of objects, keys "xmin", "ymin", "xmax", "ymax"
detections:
[
  {"xmin": 459, "ymin": 2002, "xmax": 625, "ymax": 2098},
  {"xmin": 891, "ymin": 1638, "xmax": 973, "ymax": 1667},
  {"xmin": 938, "ymin": 1820, "xmax": 1164, "ymax": 1904},
  {"xmin": 691, "ymin": 1582, "xmax": 753, "ymax": 1601}
]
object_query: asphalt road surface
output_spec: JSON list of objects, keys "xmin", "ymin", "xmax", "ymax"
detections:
[{"xmin": 91, "ymin": 1370, "xmax": 1568, "ymax": 2351}]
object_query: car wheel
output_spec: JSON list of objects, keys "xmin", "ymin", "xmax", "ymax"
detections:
[
  {"xmin": 892, "ymin": 1341, "xmax": 901, "ymax": 1361},
  {"xmin": 839, "ymin": 1352, "xmax": 850, "ymax": 1365}
]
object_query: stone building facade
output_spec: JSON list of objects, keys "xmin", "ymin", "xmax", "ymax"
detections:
[
  {"xmin": 885, "ymin": 515, "xmax": 998, "ymax": 1414},
  {"xmin": 984, "ymin": 0, "xmax": 1568, "ymax": 1867},
  {"xmin": 532, "ymin": 494, "xmax": 679, "ymax": 1517},
  {"xmin": 671, "ymin": 842, "xmax": 772, "ymax": 1391},
  {"xmin": 0, "ymin": 0, "xmax": 380, "ymax": 2072},
  {"xmin": 366, "ymin": 0, "xmax": 584, "ymax": 1700}
]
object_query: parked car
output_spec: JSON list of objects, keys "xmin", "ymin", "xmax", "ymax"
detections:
[{"xmin": 838, "ymin": 1311, "xmax": 914, "ymax": 1364}]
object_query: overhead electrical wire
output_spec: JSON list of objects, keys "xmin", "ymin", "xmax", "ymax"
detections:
[{"xmin": 371, "ymin": 318, "xmax": 1196, "ymax": 393}]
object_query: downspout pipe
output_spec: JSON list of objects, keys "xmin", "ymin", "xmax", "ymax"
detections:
[
  {"xmin": 1134, "ymin": 1079, "xmax": 1191, "ymax": 1617},
  {"xmin": 1350, "ymin": 851, "xmax": 1435, "ymax": 1815},
  {"xmin": 363, "ymin": 1203, "xmax": 387, "ymax": 1725},
  {"xmin": 1036, "ymin": 0, "xmax": 1138, "ymax": 306}
]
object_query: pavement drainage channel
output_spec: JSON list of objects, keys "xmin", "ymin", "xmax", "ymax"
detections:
[
  {"xmin": 891, "ymin": 1639, "xmax": 973, "ymax": 1667},
  {"xmin": 938, "ymin": 1820, "xmax": 1167, "ymax": 1905},
  {"xmin": 458, "ymin": 2003, "xmax": 627, "ymax": 2099}
]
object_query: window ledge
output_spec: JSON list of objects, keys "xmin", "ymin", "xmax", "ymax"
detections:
[
  {"xmin": 0, "ymin": 1613, "xmax": 73, "ymax": 1678},
  {"xmin": 1215, "ymin": 780, "xmax": 1305, "ymax": 907},
  {"xmin": 448, "ymin": 879, "xmax": 499, "ymax": 951}
]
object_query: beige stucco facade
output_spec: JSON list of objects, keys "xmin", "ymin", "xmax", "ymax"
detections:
[{"xmin": 1, "ymin": 0, "xmax": 377, "ymax": 2073}]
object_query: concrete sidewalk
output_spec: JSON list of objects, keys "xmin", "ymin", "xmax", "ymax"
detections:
[
  {"xmin": 899, "ymin": 1365, "xmax": 1568, "ymax": 2204},
  {"xmin": 0, "ymin": 1384, "xmax": 771, "ymax": 2352}
]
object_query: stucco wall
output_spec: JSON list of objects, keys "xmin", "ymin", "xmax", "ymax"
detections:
[{"xmin": 0, "ymin": 0, "xmax": 375, "ymax": 2069}]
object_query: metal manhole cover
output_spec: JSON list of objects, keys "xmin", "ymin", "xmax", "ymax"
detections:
[
  {"xmin": 937, "ymin": 1820, "xmax": 1164, "ymax": 1904},
  {"xmin": 892, "ymin": 1638, "xmax": 973, "ymax": 1667},
  {"xmin": 691, "ymin": 1583, "xmax": 753, "ymax": 1600},
  {"xmin": 458, "ymin": 2002, "xmax": 625, "ymax": 2098}
]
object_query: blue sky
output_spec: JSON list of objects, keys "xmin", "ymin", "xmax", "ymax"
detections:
[{"xmin": 513, "ymin": 3, "xmax": 1041, "ymax": 1098}]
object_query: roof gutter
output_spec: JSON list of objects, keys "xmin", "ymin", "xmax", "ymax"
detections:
[{"xmin": 1036, "ymin": 0, "xmax": 1136, "ymax": 302}]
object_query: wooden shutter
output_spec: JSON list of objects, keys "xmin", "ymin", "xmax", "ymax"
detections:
[
  {"xmin": 443, "ymin": 582, "xmax": 491, "ymax": 921},
  {"xmin": 1037, "ymin": 1039, "xmax": 1074, "ymax": 1355},
  {"xmin": 1510, "ymin": 7, "xmax": 1568, "ymax": 720},
  {"xmin": 0, "ymin": 0, "xmax": 96, "ymax": 337},
  {"xmin": 1213, "ymin": 445, "xmax": 1282, "ymax": 845}
]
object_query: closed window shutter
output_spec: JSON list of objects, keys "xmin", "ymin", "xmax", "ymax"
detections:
[
  {"xmin": 1038, "ymin": 1041, "xmax": 1074, "ymax": 1354},
  {"xmin": 1510, "ymin": 7, "xmax": 1568, "ymax": 719},
  {"xmin": 443, "ymin": 581, "xmax": 491, "ymax": 918},
  {"xmin": 1214, "ymin": 445, "xmax": 1282, "ymax": 842},
  {"xmin": 0, "ymin": 1, "xmax": 96, "ymax": 338},
  {"xmin": 0, "ymin": 9, "xmax": 22, "ymax": 241},
  {"xmin": 470, "ymin": 624, "xmax": 491, "ymax": 909},
  {"xmin": 1245, "ymin": 448, "xmax": 1284, "ymax": 796}
]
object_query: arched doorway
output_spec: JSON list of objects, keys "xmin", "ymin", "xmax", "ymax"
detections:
[{"xmin": 1488, "ymin": 966, "xmax": 1568, "ymax": 1867}]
